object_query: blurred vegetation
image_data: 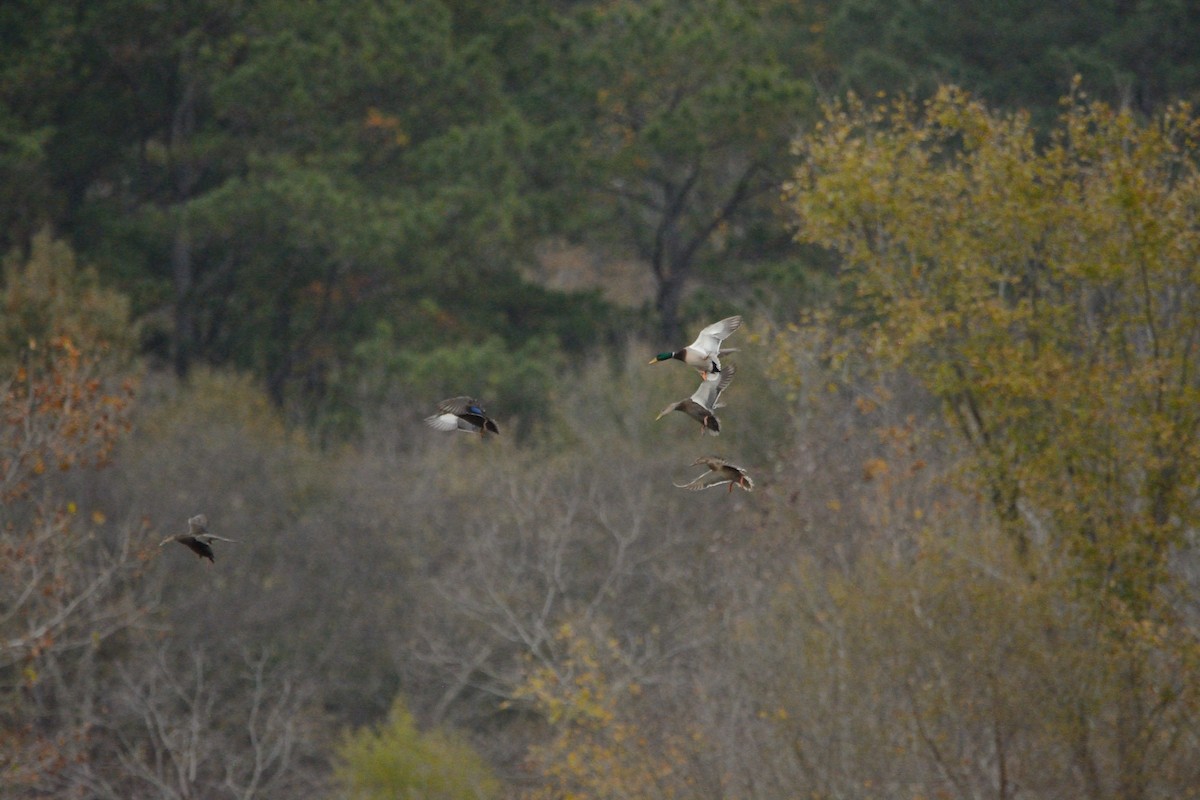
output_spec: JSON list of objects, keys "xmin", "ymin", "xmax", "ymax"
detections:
[
  {"xmin": 1, "ymin": 0, "xmax": 809, "ymax": 424},
  {"xmin": 1, "ymin": 228, "xmax": 134, "ymax": 366},
  {"xmin": 779, "ymin": 85, "xmax": 1200, "ymax": 798},
  {"xmin": 5, "ymin": 1, "xmax": 1200, "ymax": 798},
  {"xmin": 823, "ymin": 0, "xmax": 1200, "ymax": 121},
  {"xmin": 335, "ymin": 697, "xmax": 499, "ymax": 800}
]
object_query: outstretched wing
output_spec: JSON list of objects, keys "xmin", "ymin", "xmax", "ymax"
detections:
[
  {"xmin": 689, "ymin": 363, "xmax": 736, "ymax": 411},
  {"xmin": 425, "ymin": 413, "xmax": 464, "ymax": 432},
  {"xmin": 674, "ymin": 471, "xmax": 729, "ymax": 491},
  {"xmin": 673, "ymin": 471, "xmax": 709, "ymax": 490},
  {"xmin": 188, "ymin": 515, "xmax": 208, "ymax": 534},
  {"xmin": 433, "ymin": 396, "xmax": 497, "ymax": 434},
  {"xmin": 437, "ymin": 396, "xmax": 487, "ymax": 416},
  {"xmin": 688, "ymin": 316, "xmax": 742, "ymax": 354},
  {"xmin": 695, "ymin": 477, "xmax": 736, "ymax": 491}
]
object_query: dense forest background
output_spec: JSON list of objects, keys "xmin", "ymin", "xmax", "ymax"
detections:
[{"xmin": 5, "ymin": 1, "xmax": 1200, "ymax": 798}]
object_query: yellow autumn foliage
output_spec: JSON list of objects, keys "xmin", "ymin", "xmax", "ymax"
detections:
[
  {"xmin": 513, "ymin": 624, "xmax": 694, "ymax": 800},
  {"xmin": 778, "ymin": 83, "xmax": 1200, "ymax": 800},
  {"xmin": 787, "ymin": 84, "xmax": 1200, "ymax": 607}
]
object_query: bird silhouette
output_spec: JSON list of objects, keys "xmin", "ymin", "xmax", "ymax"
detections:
[{"xmin": 159, "ymin": 515, "xmax": 237, "ymax": 563}]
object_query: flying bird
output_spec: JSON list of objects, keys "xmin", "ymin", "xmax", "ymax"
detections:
[
  {"xmin": 159, "ymin": 515, "xmax": 237, "ymax": 563},
  {"xmin": 674, "ymin": 456, "xmax": 755, "ymax": 493},
  {"xmin": 649, "ymin": 315, "xmax": 742, "ymax": 378},
  {"xmin": 656, "ymin": 364, "xmax": 736, "ymax": 435},
  {"xmin": 424, "ymin": 396, "xmax": 500, "ymax": 437}
]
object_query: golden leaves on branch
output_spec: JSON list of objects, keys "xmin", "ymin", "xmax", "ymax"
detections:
[
  {"xmin": 511, "ymin": 624, "xmax": 696, "ymax": 799},
  {"xmin": 2, "ymin": 336, "xmax": 134, "ymax": 504},
  {"xmin": 786, "ymin": 85, "xmax": 1200, "ymax": 603},
  {"xmin": 2, "ymin": 233, "xmax": 138, "ymax": 503}
]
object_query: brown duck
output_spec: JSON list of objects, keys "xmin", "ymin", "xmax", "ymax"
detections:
[
  {"xmin": 655, "ymin": 363, "xmax": 736, "ymax": 435},
  {"xmin": 674, "ymin": 456, "xmax": 755, "ymax": 493},
  {"xmin": 159, "ymin": 515, "xmax": 237, "ymax": 562}
]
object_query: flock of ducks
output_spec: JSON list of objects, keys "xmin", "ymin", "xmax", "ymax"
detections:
[
  {"xmin": 420, "ymin": 314, "xmax": 755, "ymax": 494},
  {"xmin": 161, "ymin": 316, "xmax": 754, "ymax": 563},
  {"xmin": 648, "ymin": 315, "xmax": 754, "ymax": 493}
]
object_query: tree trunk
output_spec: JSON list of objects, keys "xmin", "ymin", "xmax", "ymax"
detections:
[{"xmin": 654, "ymin": 265, "xmax": 687, "ymax": 344}]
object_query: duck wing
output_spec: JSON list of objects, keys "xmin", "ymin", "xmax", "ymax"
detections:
[
  {"xmin": 437, "ymin": 396, "xmax": 487, "ymax": 416},
  {"xmin": 425, "ymin": 412, "xmax": 465, "ymax": 432},
  {"xmin": 689, "ymin": 363, "xmax": 736, "ymax": 411},
  {"xmin": 434, "ymin": 396, "xmax": 498, "ymax": 434},
  {"xmin": 674, "ymin": 471, "xmax": 723, "ymax": 490},
  {"xmin": 688, "ymin": 316, "xmax": 742, "ymax": 354}
]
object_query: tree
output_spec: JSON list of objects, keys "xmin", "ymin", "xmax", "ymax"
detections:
[
  {"xmin": 785, "ymin": 84, "xmax": 1200, "ymax": 799},
  {"xmin": 335, "ymin": 697, "xmax": 499, "ymax": 800},
  {"xmin": 0, "ymin": 234, "xmax": 143, "ymax": 795},
  {"xmin": 1, "ymin": 0, "xmax": 592, "ymax": 414},
  {"xmin": 82, "ymin": 645, "xmax": 321, "ymax": 800},
  {"xmin": 559, "ymin": 0, "xmax": 813, "ymax": 340},
  {"xmin": 823, "ymin": 0, "xmax": 1200, "ymax": 120},
  {"xmin": 510, "ymin": 624, "xmax": 694, "ymax": 800}
]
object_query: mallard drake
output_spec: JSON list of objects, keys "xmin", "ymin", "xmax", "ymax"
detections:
[
  {"xmin": 159, "ymin": 515, "xmax": 237, "ymax": 563},
  {"xmin": 649, "ymin": 315, "xmax": 742, "ymax": 378},
  {"xmin": 674, "ymin": 456, "xmax": 754, "ymax": 493},
  {"xmin": 424, "ymin": 396, "xmax": 500, "ymax": 436},
  {"xmin": 656, "ymin": 363, "xmax": 736, "ymax": 435}
]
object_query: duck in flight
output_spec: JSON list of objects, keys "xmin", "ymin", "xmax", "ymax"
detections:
[
  {"xmin": 424, "ymin": 396, "xmax": 500, "ymax": 437},
  {"xmin": 674, "ymin": 456, "xmax": 754, "ymax": 493},
  {"xmin": 159, "ymin": 515, "xmax": 237, "ymax": 563},
  {"xmin": 656, "ymin": 364, "xmax": 736, "ymax": 435},
  {"xmin": 649, "ymin": 315, "xmax": 741, "ymax": 379}
]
